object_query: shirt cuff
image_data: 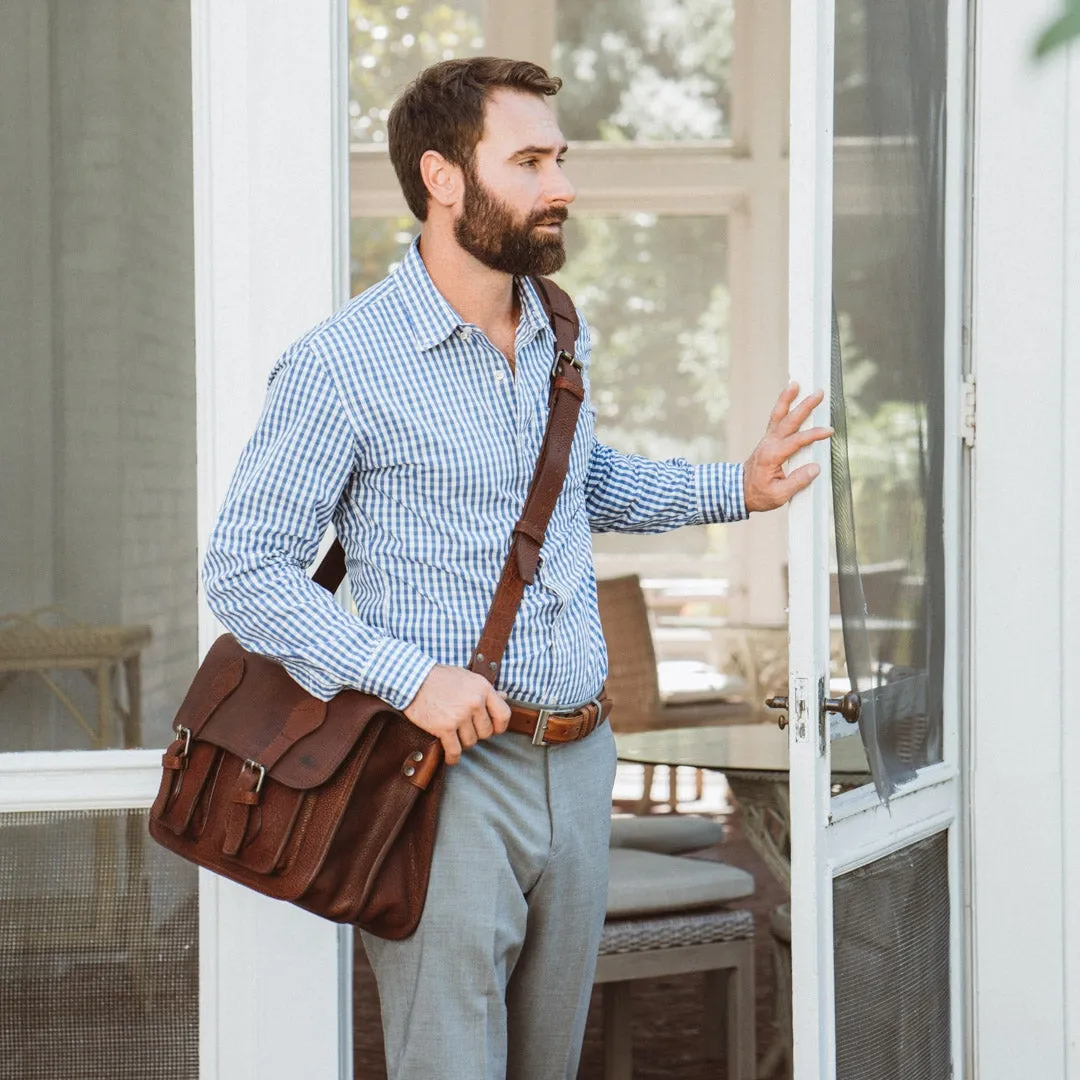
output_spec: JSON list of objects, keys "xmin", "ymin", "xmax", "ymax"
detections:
[
  {"xmin": 361, "ymin": 635, "xmax": 438, "ymax": 712},
  {"xmin": 694, "ymin": 462, "xmax": 748, "ymax": 523}
]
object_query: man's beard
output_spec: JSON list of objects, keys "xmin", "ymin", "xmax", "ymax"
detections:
[{"xmin": 453, "ymin": 167, "xmax": 568, "ymax": 276}]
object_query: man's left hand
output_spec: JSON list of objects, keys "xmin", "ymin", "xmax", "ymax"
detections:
[{"xmin": 743, "ymin": 383, "xmax": 833, "ymax": 513}]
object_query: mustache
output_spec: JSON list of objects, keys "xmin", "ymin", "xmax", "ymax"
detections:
[{"xmin": 528, "ymin": 206, "xmax": 569, "ymax": 228}]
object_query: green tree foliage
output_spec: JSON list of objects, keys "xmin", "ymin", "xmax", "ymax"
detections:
[
  {"xmin": 348, "ymin": 0, "xmax": 484, "ymax": 144},
  {"xmin": 553, "ymin": 0, "xmax": 733, "ymax": 141}
]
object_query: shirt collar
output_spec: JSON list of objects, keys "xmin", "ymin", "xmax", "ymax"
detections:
[
  {"xmin": 395, "ymin": 237, "xmax": 553, "ymax": 352},
  {"xmin": 395, "ymin": 238, "xmax": 465, "ymax": 351}
]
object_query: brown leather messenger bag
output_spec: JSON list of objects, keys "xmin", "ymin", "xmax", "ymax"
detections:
[{"xmin": 148, "ymin": 276, "xmax": 611, "ymax": 940}]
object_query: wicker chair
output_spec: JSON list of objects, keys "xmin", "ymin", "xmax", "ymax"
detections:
[
  {"xmin": 597, "ymin": 574, "xmax": 738, "ymax": 811},
  {"xmin": 597, "ymin": 848, "xmax": 757, "ymax": 1080}
]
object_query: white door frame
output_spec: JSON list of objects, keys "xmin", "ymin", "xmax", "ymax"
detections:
[
  {"xmin": 191, "ymin": 2, "xmax": 352, "ymax": 1077},
  {"xmin": 786, "ymin": 0, "xmax": 969, "ymax": 1075}
]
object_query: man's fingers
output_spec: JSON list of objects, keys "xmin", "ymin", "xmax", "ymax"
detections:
[
  {"xmin": 457, "ymin": 721, "xmax": 479, "ymax": 749},
  {"xmin": 767, "ymin": 381, "xmax": 801, "ymax": 429},
  {"xmin": 776, "ymin": 389, "xmax": 826, "ymax": 436},
  {"xmin": 471, "ymin": 707, "xmax": 495, "ymax": 740},
  {"xmin": 441, "ymin": 731, "xmax": 463, "ymax": 765},
  {"xmin": 487, "ymin": 688, "xmax": 512, "ymax": 734},
  {"xmin": 782, "ymin": 462, "xmax": 822, "ymax": 498},
  {"xmin": 778, "ymin": 425, "xmax": 834, "ymax": 460}
]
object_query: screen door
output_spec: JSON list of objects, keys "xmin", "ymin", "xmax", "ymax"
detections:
[{"xmin": 785, "ymin": 0, "xmax": 968, "ymax": 1076}]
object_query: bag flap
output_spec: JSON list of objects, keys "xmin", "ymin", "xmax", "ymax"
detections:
[{"xmin": 182, "ymin": 635, "xmax": 399, "ymax": 790}]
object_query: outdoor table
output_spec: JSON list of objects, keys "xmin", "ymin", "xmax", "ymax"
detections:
[
  {"xmin": 0, "ymin": 608, "xmax": 151, "ymax": 748},
  {"xmin": 614, "ymin": 721, "xmax": 871, "ymax": 892}
]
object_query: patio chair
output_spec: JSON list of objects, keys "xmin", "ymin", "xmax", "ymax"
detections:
[
  {"xmin": 597, "ymin": 847, "xmax": 757, "ymax": 1080},
  {"xmin": 597, "ymin": 574, "xmax": 739, "ymax": 811}
]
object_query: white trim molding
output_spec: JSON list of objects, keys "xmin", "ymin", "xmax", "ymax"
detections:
[{"xmin": 0, "ymin": 749, "xmax": 161, "ymax": 812}]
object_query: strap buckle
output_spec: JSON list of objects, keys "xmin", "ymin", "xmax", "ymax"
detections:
[
  {"xmin": 241, "ymin": 759, "xmax": 267, "ymax": 794},
  {"xmin": 551, "ymin": 349, "xmax": 583, "ymax": 377}
]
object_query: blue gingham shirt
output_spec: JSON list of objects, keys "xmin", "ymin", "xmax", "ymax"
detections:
[{"xmin": 203, "ymin": 240, "xmax": 747, "ymax": 712}]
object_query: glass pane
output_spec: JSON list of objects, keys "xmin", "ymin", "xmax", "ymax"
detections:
[
  {"xmin": 0, "ymin": 809, "xmax": 198, "ymax": 1079},
  {"xmin": 833, "ymin": 832, "xmax": 951, "ymax": 1079},
  {"xmin": 830, "ymin": 0, "xmax": 947, "ymax": 794},
  {"xmin": 0, "ymin": 1, "xmax": 197, "ymax": 752},
  {"xmin": 351, "ymin": 216, "xmax": 419, "ymax": 296},
  {"xmin": 558, "ymin": 216, "xmax": 734, "ymax": 692},
  {"xmin": 348, "ymin": 0, "xmax": 485, "ymax": 145},
  {"xmin": 553, "ymin": 0, "xmax": 734, "ymax": 142}
]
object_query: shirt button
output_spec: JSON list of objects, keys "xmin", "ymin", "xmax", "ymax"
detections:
[
  {"xmin": 458, "ymin": 327, "xmax": 472, "ymax": 341},
  {"xmin": 494, "ymin": 370, "xmax": 505, "ymax": 383}
]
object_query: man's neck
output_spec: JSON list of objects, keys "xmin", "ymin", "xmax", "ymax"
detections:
[{"xmin": 417, "ymin": 229, "xmax": 520, "ymax": 340}]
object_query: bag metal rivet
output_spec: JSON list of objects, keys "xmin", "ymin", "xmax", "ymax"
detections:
[
  {"xmin": 403, "ymin": 765, "xmax": 416, "ymax": 777},
  {"xmin": 411, "ymin": 751, "xmax": 424, "ymax": 762}
]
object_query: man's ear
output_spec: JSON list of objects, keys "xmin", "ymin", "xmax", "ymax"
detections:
[{"xmin": 419, "ymin": 150, "xmax": 462, "ymax": 210}]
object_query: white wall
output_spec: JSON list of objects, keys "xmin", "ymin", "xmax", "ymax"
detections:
[{"xmin": 968, "ymin": 4, "xmax": 1079, "ymax": 1077}]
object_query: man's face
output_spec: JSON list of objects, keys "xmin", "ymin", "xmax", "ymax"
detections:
[{"xmin": 452, "ymin": 89, "xmax": 575, "ymax": 276}]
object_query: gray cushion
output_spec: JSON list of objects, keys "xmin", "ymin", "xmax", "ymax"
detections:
[
  {"xmin": 606, "ymin": 848, "xmax": 755, "ymax": 918},
  {"xmin": 609, "ymin": 814, "xmax": 725, "ymax": 854}
]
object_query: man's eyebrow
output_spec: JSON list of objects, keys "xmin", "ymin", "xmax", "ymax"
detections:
[{"xmin": 509, "ymin": 144, "xmax": 569, "ymax": 160}]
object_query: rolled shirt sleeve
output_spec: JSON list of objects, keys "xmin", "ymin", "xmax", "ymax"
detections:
[{"xmin": 202, "ymin": 344, "xmax": 437, "ymax": 709}]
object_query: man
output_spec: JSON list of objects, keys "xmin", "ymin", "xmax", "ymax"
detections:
[{"xmin": 204, "ymin": 57, "xmax": 830, "ymax": 1080}]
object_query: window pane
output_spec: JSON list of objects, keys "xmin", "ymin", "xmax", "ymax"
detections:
[
  {"xmin": 0, "ymin": 0, "xmax": 197, "ymax": 752},
  {"xmin": 553, "ymin": 0, "xmax": 734, "ymax": 142},
  {"xmin": 557, "ymin": 216, "xmax": 733, "ymax": 660},
  {"xmin": 831, "ymin": 0, "xmax": 948, "ymax": 790},
  {"xmin": 349, "ymin": 0, "xmax": 485, "ymax": 145},
  {"xmin": 351, "ymin": 216, "xmax": 419, "ymax": 296}
]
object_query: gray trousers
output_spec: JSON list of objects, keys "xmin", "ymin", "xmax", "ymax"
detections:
[{"xmin": 361, "ymin": 721, "xmax": 617, "ymax": 1080}]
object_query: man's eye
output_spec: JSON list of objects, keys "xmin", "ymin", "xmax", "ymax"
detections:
[
  {"xmin": 556, "ymin": 157, "xmax": 566, "ymax": 167},
  {"xmin": 521, "ymin": 159, "xmax": 538, "ymax": 168}
]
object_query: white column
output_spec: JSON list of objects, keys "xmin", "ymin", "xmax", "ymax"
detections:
[
  {"xmin": 968, "ymin": 3, "xmax": 1073, "ymax": 1078},
  {"xmin": 192, "ymin": 2, "xmax": 351, "ymax": 1077}
]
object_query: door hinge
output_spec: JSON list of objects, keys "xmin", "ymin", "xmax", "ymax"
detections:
[{"xmin": 960, "ymin": 375, "xmax": 976, "ymax": 448}]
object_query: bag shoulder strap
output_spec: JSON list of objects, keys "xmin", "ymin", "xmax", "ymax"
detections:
[{"xmin": 312, "ymin": 275, "xmax": 585, "ymax": 688}]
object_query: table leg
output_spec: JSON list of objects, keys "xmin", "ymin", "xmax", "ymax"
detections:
[
  {"xmin": 96, "ymin": 663, "xmax": 112, "ymax": 748},
  {"xmin": 122, "ymin": 655, "xmax": 142, "ymax": 748},
  {"xmin": 725, "ymin": 775, "xmax": 791, "ymax": 893}
]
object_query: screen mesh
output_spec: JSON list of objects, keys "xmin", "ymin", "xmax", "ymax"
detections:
[
  {"xmin": 0, "ymin": 809, "xmax": 197, "ymax": 1080},
  {"xmin": 831, "ymin": 0, "xmax": 949, "ymax": 799},
  {"xmin": 834, "ymin": 831, "xmax": 950, "ymax": 1080}
]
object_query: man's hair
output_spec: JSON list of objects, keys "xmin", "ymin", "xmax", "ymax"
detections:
[{"xmin": 388, "ymin": 57, "xmax": 562, "ymax": 221}]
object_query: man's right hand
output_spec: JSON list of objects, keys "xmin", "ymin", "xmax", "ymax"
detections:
[{"xmin": 403, "ymin": 665, "xmax": 512, "ymax": 764}]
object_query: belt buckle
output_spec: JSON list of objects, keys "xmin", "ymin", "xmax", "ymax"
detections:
[{"xmin": 532, "ymin": 707, "xmax": 554, "ymax": 747}]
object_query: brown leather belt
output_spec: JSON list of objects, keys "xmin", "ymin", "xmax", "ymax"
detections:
[{"xmin": 506, "ymin": 694, "xmax": 612, "ymax": 746}]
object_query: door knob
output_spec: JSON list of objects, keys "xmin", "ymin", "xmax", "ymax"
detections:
[
  {"xmin": 766, "ymin": 692, "xmax": 860, "ymax": 727},
  {"xmin": 825, "ymin": 690, "xmax": 861, "ymax": 724},
  {"xmin": 764, "ymin": 695, "xmax": 788, "ymax": 730}
]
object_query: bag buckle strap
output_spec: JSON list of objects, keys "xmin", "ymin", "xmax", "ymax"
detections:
[{"xmin": 551, "ymin": 349, "xmax": 582, "ymax": 378}]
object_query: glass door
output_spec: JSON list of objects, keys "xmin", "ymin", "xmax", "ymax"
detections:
[
  {"xmin": 786, "ymin": 0, "xmax": 967, "ymax": 1076},
  {"xmin": 0, "ymin": 1, "xmax": 199, "ymax": 1075}
]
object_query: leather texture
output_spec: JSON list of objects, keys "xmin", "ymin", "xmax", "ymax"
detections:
[
  {"xmin": 148, "ymin": 276, "xmax": 596, "ymax": 940},
  {"xmin": 506, "ymin": 697, "xmax": 614, "ymax": 744}
]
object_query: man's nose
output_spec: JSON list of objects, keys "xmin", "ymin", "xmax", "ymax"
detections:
[{"xmin": 547, "ymin": 164, "xmax": 576, "ymax": 206}]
